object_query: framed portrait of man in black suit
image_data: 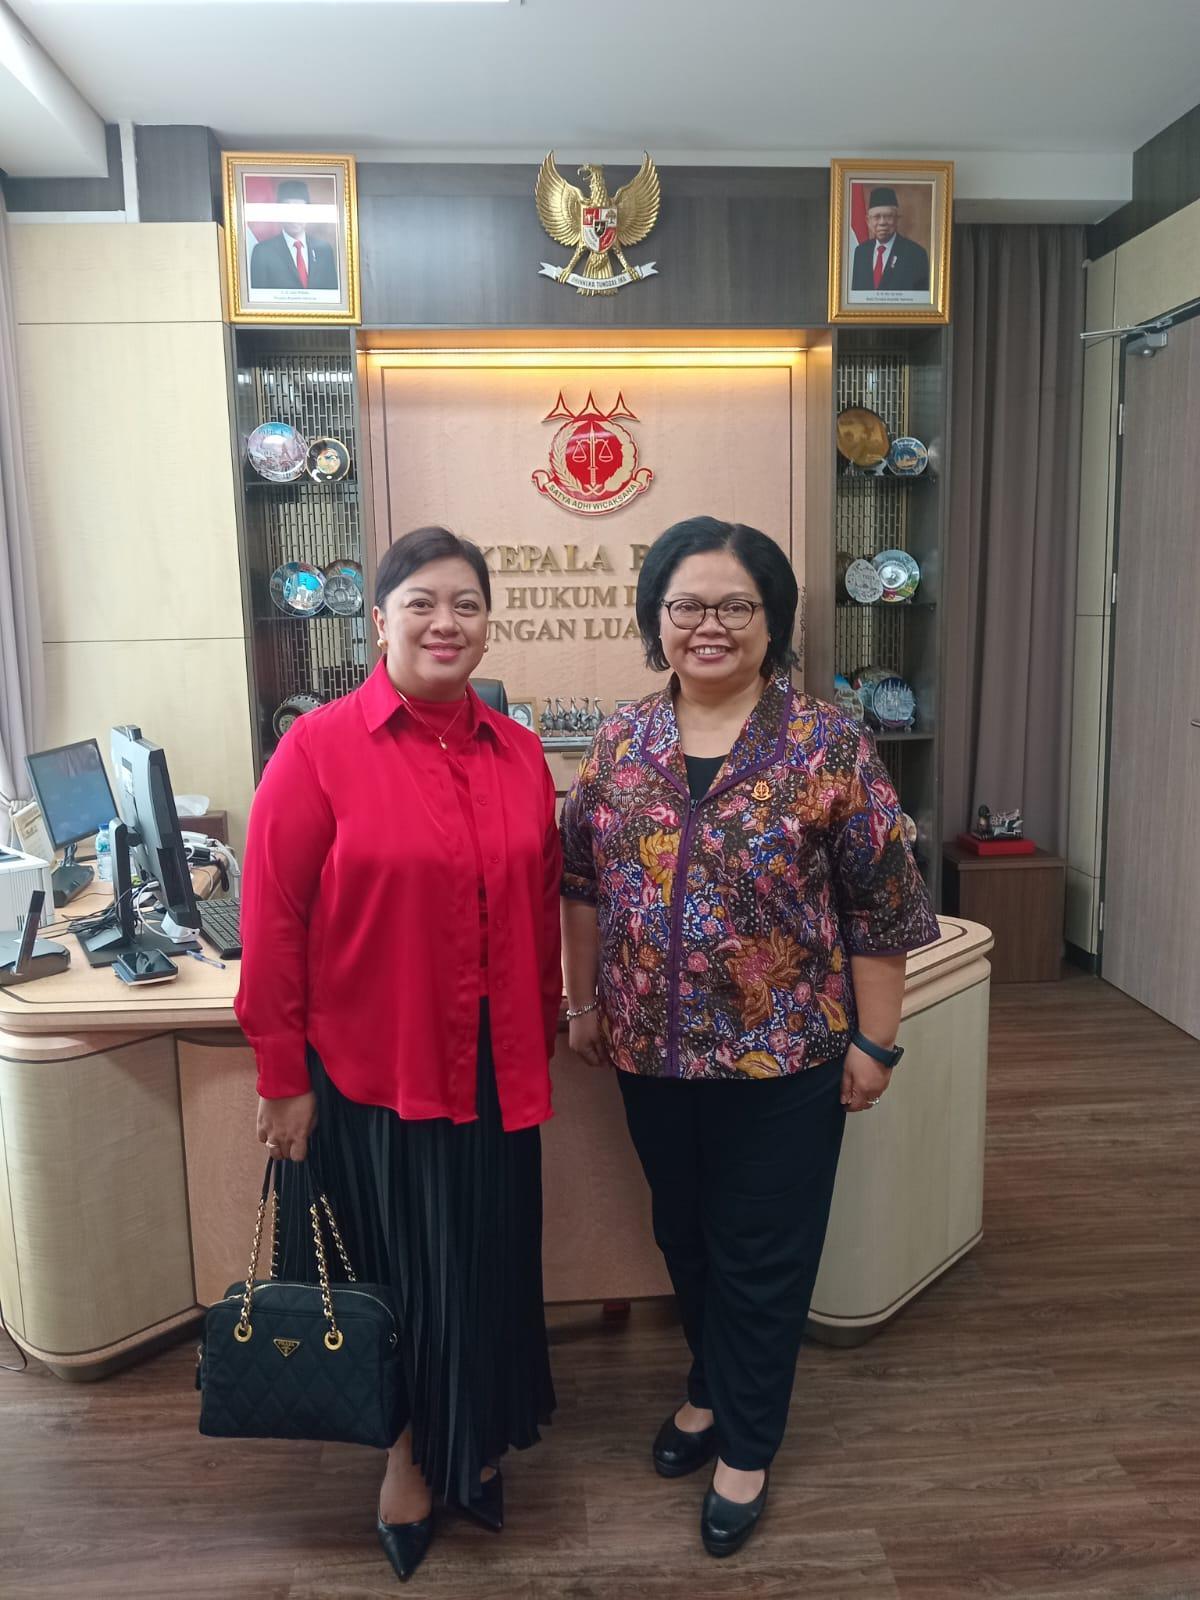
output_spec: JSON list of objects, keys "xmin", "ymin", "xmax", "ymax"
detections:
[
  {"xmin": 222, "ymin": 153, "xmax": 360, "ymax": 325},
  {"xmin": 828, "ymin": 160, "xmax": 952, "ymax": 325}
]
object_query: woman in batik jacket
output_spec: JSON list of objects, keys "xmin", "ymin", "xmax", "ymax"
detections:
[{"xmin": 560, "ymin": 517, "xmax": 938, "ymax": 1560}]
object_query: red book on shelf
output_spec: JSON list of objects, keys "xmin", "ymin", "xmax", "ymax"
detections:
[{"xmin": 955, "ymin": 832, "xmax": 1037, "ymax": 857}]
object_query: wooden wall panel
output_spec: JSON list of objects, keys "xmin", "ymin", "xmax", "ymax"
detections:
[
  {"xmin": 19, "ymin": 322, "xmax": 242, "ymax": 643},
  {"xmin": 11, "ymin": 221, "xmax": 254, "ymax": 854},
  {"xmin": 43, "ymin": 640, "xmax": 255, "ymax": 852},
  {"xmin": 367, "ymin": 358, "xmax": 804, "ymax": 750},
  {"xmin": 358, "ymin": 163, "xmax": 829, "ymax": 329},
  {"xmin": 10, "ymin": 222, "xmax": 225, "ymax": 325}
]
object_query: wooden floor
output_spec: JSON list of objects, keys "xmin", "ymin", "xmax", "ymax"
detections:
[{"xmin": 2, "ymin": 975, "xmax": 1198, "ymax": 1599}]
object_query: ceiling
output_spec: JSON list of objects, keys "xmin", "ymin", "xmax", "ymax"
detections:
[{"xmin": 5, "ymin": 0, "xmax": 1200, "ymax": 218}]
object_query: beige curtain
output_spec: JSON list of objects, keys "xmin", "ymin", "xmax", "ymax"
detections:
[
  {"xmin": 0, "ymin": 193, "xmax": 44, "ymax": 845},
  {"xmin": 943, "ymin": 224, "xmax": 1085, "ymax": 854}
]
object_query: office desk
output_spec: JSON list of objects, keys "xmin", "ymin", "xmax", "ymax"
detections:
[{"xmin": 0, "ymin": 905, "xmax": 991, "ymax": 1377}]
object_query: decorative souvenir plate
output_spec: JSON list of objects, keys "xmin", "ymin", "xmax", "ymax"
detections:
[
  {"xmin": 322, "ymin": 560, "xmax": 364, "ymax": 616},
  {"xmin": 270, "ymin": 561, "xmax": 326, "ymax": 616},
  {"xmin": 508, "ymin": 701, "xmax": 536, "ymax": 730},
  {"xmin": 852, "ymin": 665, "xmax": 892, "ymax": 700},
  {"xmin": 836, "ymin": 407, "xmax": 890, "ymax": 467},
  {"xmin": 306, "ymin": 436, "xmax": 352, "ymax": 482},
  {"xmin": 873, "ymin": 548, "xmax": 921, "ymax": 602},
  {"xmin": 864, "ymin": 675, "xmax": 917, "ymax": 731},
  {"xmin": 844, "ymin": 558, "xmax": 885, "ymax": 604},
  {"xmin": 246, "ymin": 422, "xmax": 308, "ymax": 482},
  {"xmin": 886, "ymin": 436, "xmax": 929, "ymax": 476},
  {"xmin": 272, "ymin": 693, "xmax": 324, "ymax": 740}
]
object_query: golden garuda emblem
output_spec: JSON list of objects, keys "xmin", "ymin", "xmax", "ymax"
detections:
[{"xmin": 535, "ymin": 152, "xmax": 661, "ymax": 296}]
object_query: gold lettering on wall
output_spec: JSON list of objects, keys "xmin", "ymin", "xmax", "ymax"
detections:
[
  {"xmin": 479, "ymin": 544, "xmax": 615, "ymax": 575},
  {"xmin": 485, "ymin": 543, "xmax": 642, "ymax": 650},
  {"xmin": 490, "ymin": 618, "xmax": 580, "ymax": 643}
]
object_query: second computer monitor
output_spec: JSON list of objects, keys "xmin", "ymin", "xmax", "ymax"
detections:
[
  {"xmin": 109, "ymin": 726, "xmax": 199, "ymax": 933},
  {"xmin": 25, "ymin": 739, "xmax": 119, "ymax": 850}
]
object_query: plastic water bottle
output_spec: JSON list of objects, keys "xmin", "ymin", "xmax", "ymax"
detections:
[{"xmin": 95, "ymin": 827, "xmax": 112, "ymax": 883}]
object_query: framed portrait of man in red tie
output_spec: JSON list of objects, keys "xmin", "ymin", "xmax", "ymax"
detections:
[
  {"xmin": 828, "ymin": 159, "xmax": 952, "ymax": 325},
  {"xmin": 222, "ymin": 153, "xmax": 360, "ymax": 325}
]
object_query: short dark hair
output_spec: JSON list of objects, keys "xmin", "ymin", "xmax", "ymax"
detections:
[
  {"xmin": 277, "ymin": 179, "xmax": 311, "ymax": 204},
  {"xmin": 375, "ymin": 527, "xmax": 492, "ymax": 611},
  {"xmin": 635, "ymin": 516, "xmax": 798, "ymax": 677}
]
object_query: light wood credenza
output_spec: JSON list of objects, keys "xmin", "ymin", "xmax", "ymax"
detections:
[{"xmin": 0, "ymin": 906, "xmax": 991, "ymax": 1378}]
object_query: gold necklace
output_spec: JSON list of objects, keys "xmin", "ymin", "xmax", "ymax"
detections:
[{"xmin": 396, "ymin": 689, "xmax": 469, "ymax": 750}]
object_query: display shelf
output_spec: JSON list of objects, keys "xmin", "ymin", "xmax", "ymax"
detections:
[
  {"xmin": 229, "ymin": 327, "xmax": 369, "ymax": 777},
  {"xmin": 826, "ymin": 326, "xmax": 950, "ymax": 903}
]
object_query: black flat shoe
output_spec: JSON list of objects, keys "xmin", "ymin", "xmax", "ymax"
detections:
[
  {"xmin": 461, "ymin": 1467, "xmax": 504, "ymax": 1532},
  {"xmin": 652, "ymin": 1411, "xmax": 718, "ymax": 1478},
  {"xmin": 377, "ymin": 1508, "xmax": 435, "ymax": 1583},
  {"xmin": 700, "ymin": 1470, "xmax": 769, "ymax": 1558}
]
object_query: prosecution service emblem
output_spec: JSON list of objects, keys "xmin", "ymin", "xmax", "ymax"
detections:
[
  {"xmin": 535, "ymin": 152, "xmax": 660, "ymax": 295},
  {"xmin": 532, "ymin": 391, "xmax": 654, "ymax": 515}
]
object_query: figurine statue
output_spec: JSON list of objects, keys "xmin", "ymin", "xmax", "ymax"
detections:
[{"xmin": 973, "ymin": 805, "xmax": 1024, "ymax": 841}]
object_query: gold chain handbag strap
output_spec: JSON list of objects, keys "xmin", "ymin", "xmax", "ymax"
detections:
[
  {"xmin": 234, "ymin": 1176, "xmax": 274, "ymax": 1343},
  {"xmin": 319, "ymin": 1193, "xmax": 356, "ymax": 1281},
  {"xmin": 308, "ymin": 1196, "xmax": 343, "ymax": 1351},
  {"xmin": 233, "ymin": 1158, "xmax": 356, "ymax": 1351}
]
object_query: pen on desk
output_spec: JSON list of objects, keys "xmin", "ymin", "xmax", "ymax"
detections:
[{"xmin": 186, "ymin": 947, "xmax": 226, "ymax": 970}]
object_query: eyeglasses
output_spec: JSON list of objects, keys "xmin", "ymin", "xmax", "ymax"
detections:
[{"xmin": 662, "ymin": 598, "xmax": 762, "ymax": 631}]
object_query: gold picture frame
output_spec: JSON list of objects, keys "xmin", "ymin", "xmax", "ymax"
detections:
[
  {"xmin": 222, "ymin": 152, "xmax": 360, "ymax": 325},
  {"xmin": 828, "ymin": 159, "xmax": 953, "ymax": 325}
]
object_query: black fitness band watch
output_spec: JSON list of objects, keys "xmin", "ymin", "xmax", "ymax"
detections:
[{"xmin": 850, "ymin": 1030, "xmax": 904, "ymax": 1069}]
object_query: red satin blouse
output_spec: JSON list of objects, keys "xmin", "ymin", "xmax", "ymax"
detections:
[{"xmin": 235, "ymin": 661, "xmax": 563, "ymax": 1131}]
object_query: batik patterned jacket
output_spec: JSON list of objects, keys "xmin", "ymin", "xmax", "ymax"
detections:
[{"xmin": 560, "ymin": 674, "xmax": 940, "ymax": 1081}]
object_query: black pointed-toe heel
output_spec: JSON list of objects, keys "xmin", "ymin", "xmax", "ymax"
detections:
[
  {"xmin": 652, "ymin": 1410, "xmax": 718, "ymax": 1478},
  {"xmin": 461, "ymin": 1467, "xmax": 504, "ymax": 1532},
  {"xmin": 377, "ymin": 1508, "xmax": 435, "ymax": 1583},
  {"xmin": 700, "ymin": 1470, "xmax": 769, "ymax": 1558}
]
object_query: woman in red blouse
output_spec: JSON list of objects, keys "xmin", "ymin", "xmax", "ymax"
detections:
[{"xmin": 236, "ymin": 526, "xmax": 562, "ymax": 1584}]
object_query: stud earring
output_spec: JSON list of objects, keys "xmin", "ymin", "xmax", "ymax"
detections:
[{"xmin": 377, "ymin": 637, "xmax": 386, "ymax": 648}]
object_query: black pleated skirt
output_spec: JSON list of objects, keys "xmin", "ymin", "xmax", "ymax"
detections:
[{"xmin": 275, "ymin": 1000, "xmax": 555, "ymax": 1507}]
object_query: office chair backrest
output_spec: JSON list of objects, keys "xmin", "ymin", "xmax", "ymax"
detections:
[{"xmin": 470, "ymin": 677, "xmax": 509, "ymax": 715}]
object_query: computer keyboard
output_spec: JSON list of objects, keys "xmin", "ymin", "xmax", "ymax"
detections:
[{"xmin": 196, "ymin": 896, "xmax": 242, "ymax": 959}]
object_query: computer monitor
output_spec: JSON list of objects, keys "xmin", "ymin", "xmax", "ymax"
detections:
[
  {"xmin": 24, "ymin": 739, "xmax": 120, "ymax": 904},
  {"xmin": 109, "ymin": 726, "xmax": 199, "ymax": 936},
  {"xmin": 56, "ymin": 727, "xmax": 199, "ymax": 968}
]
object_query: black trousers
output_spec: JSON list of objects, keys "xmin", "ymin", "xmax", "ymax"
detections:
[{"xmin": 618, "ymin": 1056, "xmax": 846, "ymax": 1471}]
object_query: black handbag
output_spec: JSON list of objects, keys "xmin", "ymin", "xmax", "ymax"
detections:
[{"xmin": 197, "ymin": 1158, "xmax": 402, "ymax": 1450}]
